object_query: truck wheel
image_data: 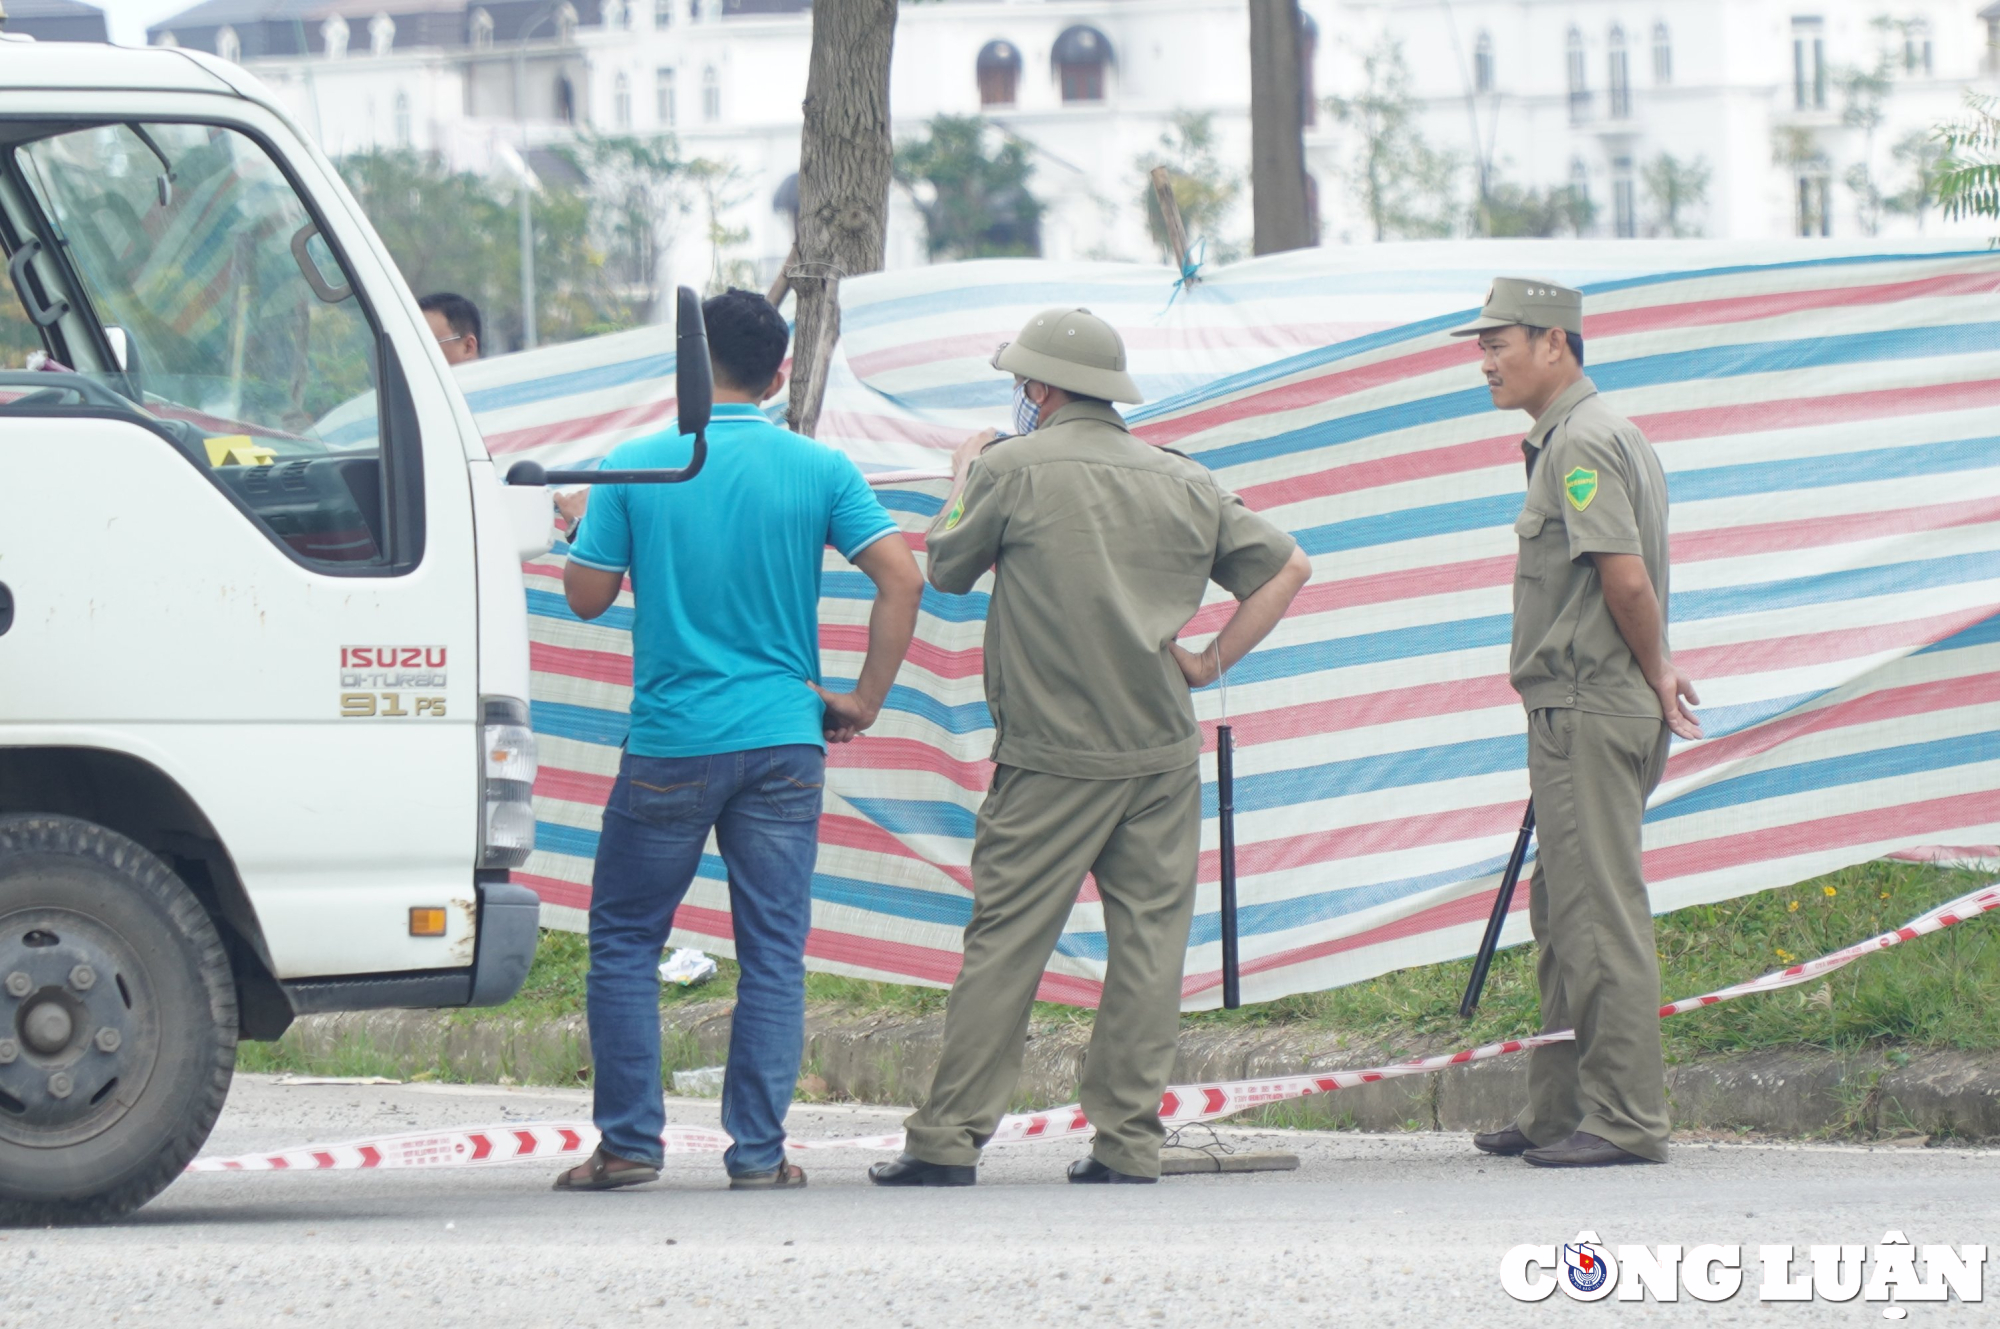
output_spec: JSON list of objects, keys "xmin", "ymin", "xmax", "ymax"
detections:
[{"xmin": 0, "ymin": 815, "xmax": 237, "ymax": 1225}]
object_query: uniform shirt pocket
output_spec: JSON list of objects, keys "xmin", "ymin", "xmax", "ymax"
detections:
[{"xmin": 1513, "ymin": 507, "xmax": 1559, "ymax": 583}]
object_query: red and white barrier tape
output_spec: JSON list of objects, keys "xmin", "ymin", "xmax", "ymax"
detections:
[{"xmin": 187, "ymin": 880, "xmax": 2000, "ymax": 1174}]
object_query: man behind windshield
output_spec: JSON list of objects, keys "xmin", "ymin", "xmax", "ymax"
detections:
[{"xmin": 419, "ymin": 292, "xmax": 481, "ymax": 365}]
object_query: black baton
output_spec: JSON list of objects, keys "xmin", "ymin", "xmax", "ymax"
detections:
[
  {"xmin": 1217, "ymin": 722, "xmax": 1241, "ymax": 1010},
  {"xmin": 1458, "ymin": 801, "xmax": 1535, "ymax": 1018}
]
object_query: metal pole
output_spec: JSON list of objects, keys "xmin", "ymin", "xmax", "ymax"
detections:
[
  {"xmin": 1458, "ymin": 802, "xmax": 1535, "ymax": 1018},
  {"xmin": 1217, "ymin": 722, "xmax": 1241, "ymax": 1010},
  {"xmin": 518, "ymin": 177, "xmax": 537, "ymax": 350}
]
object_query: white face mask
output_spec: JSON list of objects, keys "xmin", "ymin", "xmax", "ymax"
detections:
[{"xmin": 1011, "ymin": 380, "xmax": 1042, "ymax": 435}]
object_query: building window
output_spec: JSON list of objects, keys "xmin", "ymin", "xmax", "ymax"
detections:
[
  {"xmin": 976, "ymin": 40, "xmax": 1022, "ymax": 108},
  {"xmin": 216, "ymin": 24, "xmax": 240, "ymax": 62},
  {"xmin": 1607, "ymin": 26, "xmax": 1630, "ymax": 119},
  {"xmin": 1052, "ymin": 25, "xmax": 1112, "ymax": 104},
  {"xmin": 395, "ymin": 91, "xmax": 411, "ymax": 146},
  {"xmin": 656, "ymin": 67, "xmax": 676, "ymax": 126},
  {"xmin": 1612, "ymin": 155, "xmax": 1636, "ymax": 237},
  {"xmin": 1793, "ymin": 18, "xmax": 1825, "ymax": 111},
  {"xmin": 1652, "ymin": 22, "xmax": 1671, "ymax": 84},
  {"xmin": 369, "ymin": 12, "xmax": 395, "ymax": 57},
  {"xmin": 1905, "ymin": 20, "xmax": 1932, "ymax": 77},
  {"xmin": 614, "ymin": 71, "xmax": 631, "ymax": 129},
  {"xmin": 1474, "ymin": 31, "xmax": 1494, "ymax": 93},
  {"xmin": 322, "ymin": 14, "xmax": 349, "ymax": 58},
  {"xmin": 1988, "ymin": 13, "xmax": 2000, "ymax": 77},
  {"xmin": 1570, "ymin": 156, "xmax": 1592, "ymax": 231},
  {"xmin": 702, "ymin": 65, "xmax": 720, "ymax": 121},
  {"xmin": 655, "ymin": 0, "xmax": 673, "ymax": 28},
  {"xmin": 1796, "ymin": 174, "xmax": 1830, "ymax": 236},
  {"xmin": 1566, "ymin": 27, "xmax": 1588, "ymax": 123},
  {"xmin": 556, "ymin": 74, "xmax": 577, "ymax": 124}
]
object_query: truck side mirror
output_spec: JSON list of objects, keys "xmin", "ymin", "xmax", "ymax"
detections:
[
  {"xmin": 504, "ymin": 284, "xmax": 710, "ymax": 490},
  {"xmin": 675, "ymin": 284, "xmax": 711, "ymax": 442}
]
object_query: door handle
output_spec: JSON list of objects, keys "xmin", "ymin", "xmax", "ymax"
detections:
[{"xmin": 0, "ymin": 582, "xmax": 12, "ymax": 636}]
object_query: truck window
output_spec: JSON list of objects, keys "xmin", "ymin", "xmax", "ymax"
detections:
[{"xmin": 4, "ymin": 122, "xmax": 419, "ymax": 572}]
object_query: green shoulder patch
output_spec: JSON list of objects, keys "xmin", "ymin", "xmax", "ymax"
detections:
[
  {"xmin": 941, "ymin": 493, "xmax": 966, "ymax": 531},
  {"xmin": 1563, "ymin": 466, "xmax": 1599, "ymax": 512}
]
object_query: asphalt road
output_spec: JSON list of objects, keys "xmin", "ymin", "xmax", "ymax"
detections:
[{"xmin": 2, "ymin": 1074, "xmax": 1994, "ymax": 1328}]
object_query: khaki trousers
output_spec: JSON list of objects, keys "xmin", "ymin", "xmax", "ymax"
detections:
[
  {"xmin": 1515, "ymin": 706, "xmax": 1674, "ymax": 1161},
  {"xmin": 903, "ymin": 762, "xmax": 1201, "ymax": 1178}
]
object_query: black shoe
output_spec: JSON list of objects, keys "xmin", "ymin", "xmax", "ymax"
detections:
[
  {"xmin": 868, "ymin": 1152, "xmax": 977, "ymax": 1187},
  {"xmin": 1472, "ymin": 1125, "xmax": 1536, "ymax": 1156},
  {"xmin": 1522, "ymin": 1130, "xmax": 1660, "ymax": 1168},
  {"xmin": 1066, "ymin": 1156, "xmax": 1157, "ymax": 1185}
]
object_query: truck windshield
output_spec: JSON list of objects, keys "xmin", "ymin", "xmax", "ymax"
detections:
[{"xmin": 11, "ymin": 122, "xmax": 379, "ymax": 455}]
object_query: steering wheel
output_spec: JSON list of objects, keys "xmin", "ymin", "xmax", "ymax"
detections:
[{"xmin": 0, "ymin": 370, "xmax": 139, "ymax": 411}]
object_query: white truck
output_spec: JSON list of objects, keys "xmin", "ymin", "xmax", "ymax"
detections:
[{"xmin": 0, "ymin": 34, "xmax": 710, "ymax": 1222}]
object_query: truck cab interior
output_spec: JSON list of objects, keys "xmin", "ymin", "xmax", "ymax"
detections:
[{"xmin": 0, "ymin": 117, "xmax": 423, "ymax": 574}]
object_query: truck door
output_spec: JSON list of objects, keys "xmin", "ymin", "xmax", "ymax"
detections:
[{"xmin": 0, "ymin": 118, "xmax": 480, "ymax": 980}]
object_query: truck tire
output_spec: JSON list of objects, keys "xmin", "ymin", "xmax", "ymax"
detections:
[{"xmin": 0, "ymin": 815, "xmax": 237, "ymax": 1225}]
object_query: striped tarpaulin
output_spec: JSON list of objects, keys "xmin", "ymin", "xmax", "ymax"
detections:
[{"xmin": 484, "ymin": 242, "xmax": 2000, "ymax": 1008}]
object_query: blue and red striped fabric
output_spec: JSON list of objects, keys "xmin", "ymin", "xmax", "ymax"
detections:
[{"xmin": 488, "ymin": 243, "xmax": 2000, "ymax": 1008}]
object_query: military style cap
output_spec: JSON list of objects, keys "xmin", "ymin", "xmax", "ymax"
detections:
[
  {"xmin": 993, "ymin": 307, "xmax": 1144, "ymax": 404},
  {"xmin": 1449, "ymin": 277, "xmax": 1584, "ymax": 337}
]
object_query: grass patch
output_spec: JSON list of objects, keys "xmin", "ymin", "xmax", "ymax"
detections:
[{"xmin": 1177, "ymin": 858, "xmax": 2000, "ymax": 1060}]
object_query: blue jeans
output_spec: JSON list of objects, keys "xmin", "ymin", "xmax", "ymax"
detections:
[{"xmin": 587, "ymin": 744, "xmax": 824, "ymax": 1175}]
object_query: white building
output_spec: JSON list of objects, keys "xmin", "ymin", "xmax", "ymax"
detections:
[{"xmin": 149, "ymin": 0, "xmax": 2000, "ymax": 305}]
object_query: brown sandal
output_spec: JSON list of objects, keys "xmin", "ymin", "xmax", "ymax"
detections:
[
  {"xmin": 552, "ymin": 1145, "xmax": 660, "ymax": 1192},
  {"xmin": 728, "ymin": 1161, "xmax": 807, "ymax": 1190}
]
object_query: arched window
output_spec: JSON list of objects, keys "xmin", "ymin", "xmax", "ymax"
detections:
[
  {"xmin": 556, "ymin": 74, "xmax": 577, "ymax": 124},
  {"xmin": 1566, "ymin": 27, "xmax": 1588, "ymax": 123},
  {"xmin": 1905, "ymin": 19, "xmax": 1932, "ymax": 77},
  {"xmin": 603, "ymin": 0, "xmax": 628, "ymax": 30},
  {"xmin": 369, "ymin": 12, "xmax": 396, "ymax": 57},
  {"xmin": 322, "ymin": 14, "xmax": 349, "ymax": 58},
  {"xmin": 656, "ymin": 67, "xmax": 676, "ymax": 126},
  {"xmin": 394, "ymin": 91, "xmax": 411, "ymax": 146},
  {"xmin": 1474, "ymin": 30, "xmax": 1494, "ymax": 93},
  {"xmin": 1607, "ymin": 25, "xmax": 1630, "ymax": 119},
  {"xmin": 1299, "ymin": 9, "xmax": 1318, "ymax": 126},
  {"xmin": 614, "ymin": 71, "xmax": 632, "ymax": 128},
  {"xmin": 977, "ymin": 40, "xmax": 1022, "ymax": 108},
  {"xmin": 1652, "ymin": 22, "xmax": 1671, "ymax": 84},
  {"xmin": 555, "ymin": 2, "xmax": 578, "ymax": 44},
  {"xmin": 216, "ymin": 24, "xmax": 240, "ymax": 63},
  {"xmin": 702, "ymin": 65, "xmax": 720, "ymax": 121},
  {"xmin": 470, "ymin": 8, "xmax": 493, "ymax": 50},
  {"xmin": 1052, "ymin": 25, "xmax": 1111, "ymax": 104}
]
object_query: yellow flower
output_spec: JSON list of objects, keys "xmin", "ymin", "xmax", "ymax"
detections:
[
  {"xmin": 1823, "ymin": 886, "xmax": 1838, "ymax": 897},
  {"xmin": 1880, "ymin": 892, "xmax": 1890, "ymax": 900},
  {"xmin": 1788, "ymin": 900, "xmax": 1800, "ymax": 912},
  {"xmin": 1775, "ymin": 948, "xmax": 1795, "ymax": 963}
]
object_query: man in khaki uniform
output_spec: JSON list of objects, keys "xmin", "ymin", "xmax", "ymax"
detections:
[
  {"xmin": 1454, "ymin": 279, "xmax": 1703, "ymax": 1168},
  {"xmin": 869, "ymin": 309, "xmax": 1310, "ymax": 1187}
]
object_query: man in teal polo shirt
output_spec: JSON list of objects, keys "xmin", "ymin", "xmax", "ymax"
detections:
[{"xmin": 552, "ymin": 289, "xmax": 924, "ymax": 1192}]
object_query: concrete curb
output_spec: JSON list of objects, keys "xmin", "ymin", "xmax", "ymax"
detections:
[{"xmin": 279, "ymin": 1004, "xmax": 2000, "ymax": 1141}]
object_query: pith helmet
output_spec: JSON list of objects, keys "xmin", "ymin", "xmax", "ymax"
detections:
[
  {"xmin": 1450, "ymin": 276, "xmax": 1584, "ymax": 337},
  {"xmin": 993, "ymin": 307, "xmax": 1144, "ymax": 404}
]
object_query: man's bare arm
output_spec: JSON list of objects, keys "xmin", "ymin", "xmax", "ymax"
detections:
[
  {"xmin": 1594, "ymin": 551, "xmax": 1702, "ymax": 740},
  {"xmin": 1170, "ymin": 546, "xmax": 1313, "ymax": 687},
  {"xmin": 563, "ymin": 561, "xmax": 623, "ymax": 621},
  {"xmin": 809, "ymin": 534, "xmax": 924, "ymax": 742}
]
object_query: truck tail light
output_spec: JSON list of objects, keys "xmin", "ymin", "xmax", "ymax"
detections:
[{"xmin": 480, "ymin": 697, "xmax": 538, "ymax": 869}]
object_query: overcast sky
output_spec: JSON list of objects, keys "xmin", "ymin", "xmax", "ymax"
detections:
[{"xmin": 98, "ymin": 0, "xmax": 195, "ymax": 47}]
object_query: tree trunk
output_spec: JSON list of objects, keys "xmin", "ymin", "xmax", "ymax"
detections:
[
  {"xmin": 1248, "ymin": 0, "xmax": 1313, "ymax": 256},
  {"xmin": 787, "ymin": 0, "xmax": 898, "ymax": 438}
]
